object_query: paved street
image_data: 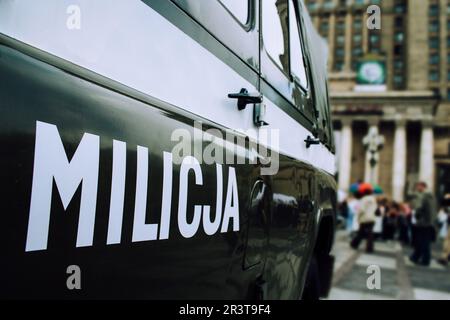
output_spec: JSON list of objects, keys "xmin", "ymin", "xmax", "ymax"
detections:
[{"xmin": 327, "ymin": 230, "xmax": 450, "ymax": 300}]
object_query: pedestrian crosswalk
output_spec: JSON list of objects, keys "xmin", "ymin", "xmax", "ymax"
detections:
[
  {"xmin": 327, "ymin": 231, "xmax": 450, "ymax": 300},
  {"xmin": 327, "ymin": 288, "xmax": 394, "ymax": 300},
  {"xmin": 403, "ymin": 255, "xmax": 446, "ymax": 271},
  {"xmin": 356, "ymin": 254, "xmax": 397, "ymax": 270}
]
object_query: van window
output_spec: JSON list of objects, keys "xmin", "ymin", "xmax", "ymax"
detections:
[
  {"xmin": 172, "ymin": 0, "xmax": 259, "ymax": 71},
  {"xmin": 289, "ymin": 0, "xmax": 308, "ymax": 89},
  {"xmin": 219, "ymin": 0, "xmax": 249, "ymax": 25},
  {"xmin": 262, "ymin": 0, "xmax": 289, "ymax": 75}
]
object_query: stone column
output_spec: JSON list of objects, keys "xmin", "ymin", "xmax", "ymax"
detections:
[
  {"xmin": 362, "ymin": 11, "xmax": 369, "ymax": 54},
  {"xmin": 407, "ymin": 0, "xmax": 429, "ymax": 90},
  {"xmin": 328, "ymin": 13, "xmax": 336, "ymax": 71},
  {"xmin": 344, "ymin": 12, "xmax": 353, "ymax": 71},
  {"xmin": 419, "ymin": 121, "xmax": 435, "ymax": 191},
  {"xmin": 338, "ymin": 119, "xmax": 353, "ymax": 192},
  {"xmin": 392, "ymin": 120, "xmax": 407, "ymax": 202},
  {"xmin": 440, "ymin": 0, "xmax": 448, "ymax": 98}
]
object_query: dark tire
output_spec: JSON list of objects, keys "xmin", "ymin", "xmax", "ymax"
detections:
[{"xmin": 301, "ymin": 255, "xmax": 321, "ymax": 300}]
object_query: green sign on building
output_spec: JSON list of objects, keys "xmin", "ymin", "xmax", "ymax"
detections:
[{"xmin": 356, "ymin": 60, "xmax": 386, "ymax": 85}]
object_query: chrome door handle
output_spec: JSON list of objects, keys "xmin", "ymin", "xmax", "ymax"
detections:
[
  {"xmin": 228, "ymin": 88, "xmax": 263, "ymax": 111},
  {"xmin": 304, "ymin": 136, "xmax": 320, "ymax": 148}
]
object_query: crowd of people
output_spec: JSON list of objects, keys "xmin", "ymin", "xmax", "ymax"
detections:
[{"xmin": 338, "ymin": 182, "xmax": 450, "ymax": 267}]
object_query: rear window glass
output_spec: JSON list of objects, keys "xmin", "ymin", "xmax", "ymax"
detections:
[
  {"xmin": 289, "ymin": 0, "xmax": 308, "ymax": 89},
  {"xmin": 262, "ymin": 0, "xmax": 289, "ymax": 74},
  {"xmin": 219, "ymin": 0, "xmax": 249, "ymax": 25}
]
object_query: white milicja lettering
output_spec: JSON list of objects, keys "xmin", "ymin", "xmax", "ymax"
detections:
[
  {"xmin": 221, "ymin": 167, "xmax": 240, "ymax": 232},
  {"xmin": 106, "ymin": 140, "xmax": 127, "ymax": 245},
  {"xmin": 132, "ymin": 146, "xmax": 158, "ymax": 242},
  {"xmin": 159, "ymin": 152, "xmax": 173, "ymax": 240},
  {"xmin": 203, "ymin": 164, "xmax": 223, "ymax": 235},
  {"xmin": 178, "ymin": 156, "xmax": 209, "ymax": 238},
  {"xmin": 26, "ymin": 121, "xmax": 99, "ymax": 252},
  {"xmin": 25, "ymin": 122, "xmax": 241, "ymax": 252}
]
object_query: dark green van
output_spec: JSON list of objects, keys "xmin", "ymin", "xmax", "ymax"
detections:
[{"xmin": 0, "ymin": 0, "xmax": 336, "ymax": 299}]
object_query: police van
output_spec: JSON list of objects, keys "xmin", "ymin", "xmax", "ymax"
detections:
[{"xmin": 0, "ymin": 0, "xmax": 336, "ymax": 299}]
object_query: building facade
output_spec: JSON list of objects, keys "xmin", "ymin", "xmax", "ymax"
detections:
[{"xmin": 306, "ymin": 0, "xmax": 450, "ymax": 202}]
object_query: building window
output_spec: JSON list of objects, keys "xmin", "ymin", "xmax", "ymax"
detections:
[
  {"xmin": 429, "ymin": 20, "xmax": 440, "ymax": 33},
  {"xmin": 394, "ymin": 60, "xmax": 403, "ymax": 69},
  {"xmin": 394, "ymin": 2, "xmax": 406, "ymax": 14},
  {"xmin": 394, "ymin": 75, "xmax": 404, "ymax": 85},
  {"xmin": 323, "ymin": 0, "xmax": 334, "ymax": 9},
  {"xmin": 370, "ymin": 34, "xmax": 380, "ymax": 45},
  {"xmin": 335, "ymin": 62, "xmax": 344, "ymax": 71},
  {"xmin": 430, "ymin": 37, "xmax": 440, "ymax": 49},
  {"xmin": 337, "ymin": 20, "xmax": 345, "ymax": 31},
  {"xmin": 394, "ymin": 45, "xmax": 404, "ymax": 55},
  {"xmin": 320, "ymin": 21, "xmax": 329, "ymax": 35},
  {"xmin": 394, "ymin": 32, "xmax": 404, "ymax": 43},
  {"xmin": 395, "ymin": 17, "xmax": 403, "ymax": 28},
  {"xmin": 336, "ymin": 48, "xmax": 345, "ymax": 58},
  {"xmin": 353, "ymin": 34, "xmax": 362, "ymax": 44},
  {"xmin": 430, "ymin": 54, "xmax": 440, "ymax": 65},
  {"xmin": 352, "ymin": 47, "xmax": 363, "ymax": 56},
  {"xmin": 429, "ymin": 70, "xmax": 439, "ymax": 82},
  {"xmin": 429, "ymin": 4, "xmax": 439, "ymax": 16},
  {"xmin": 306, "ymin": 0, "xmax": 318, "ymax": 12}
]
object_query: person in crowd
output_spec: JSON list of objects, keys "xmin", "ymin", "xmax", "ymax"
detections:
[
  {"xmin": 376, "ymin": 197, "xmax": 388, "ymax": 240},
  {"xmin": 437, "ymin": 204, "xmax": 448, "ymax": 239},
  {"xmin": 343, "ymin": 197, "xmax": 351, "ymax": 232},
  {"xmin": 350, "ymin": 184, "xmax": 377, "ymax": 253},
  {"xmin": 398, "ymin": 202, "xmax": 411, "ymax": 245},
  {"xmin": 338, "ymin": 199, "xmax": 349, "ymax": 228},
  {"xmin": 437, "ymin": 194, "xmax": 450, "ymax": 266},
  {"xmin": 347, "ymin": 193, "xmax": 360, "ymax": 235},
  {"xmin": 383, "ymin": 201, "xmax": 399, "ymax": 241},
  {"xmin": 373, "ymin": 196, "xmax": 385, "ymax": 240},
  {"xmin": 410, "ymin": 181, "xmax": 437, "ymax": 267}
]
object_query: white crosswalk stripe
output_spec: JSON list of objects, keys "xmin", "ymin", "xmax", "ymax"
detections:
[
  {"xmin": 403, "ymin": 256, "xmax": 446, "ymax": 270},
  {"xmin": 413, "ymin": 288, "xmax": 450, "ymax": 300},
  {"xmin": 356, "ymin": 254, "xmax": 397, "ymax": 270}
]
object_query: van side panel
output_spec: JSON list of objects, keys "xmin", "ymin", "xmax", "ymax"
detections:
[{"xmin": 0, "ymin": 43, "xmax": 262, "ymax": 299}]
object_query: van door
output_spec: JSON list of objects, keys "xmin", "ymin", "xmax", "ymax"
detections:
[
  {"xmin": 0, "ymin": 0, "xmax": 267, "ymax": 298},
  {"xmin": 169, "ymin": 0, "xmax": 271, "ymax": 290},
  {"xmin": 259, "ymin": 0, "xmax": 320, "ymax": 299}
]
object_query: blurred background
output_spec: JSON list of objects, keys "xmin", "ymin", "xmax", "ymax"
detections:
[{"xmin": 304, "ymin": 0, "xmax": 450, "ymax": 299}]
